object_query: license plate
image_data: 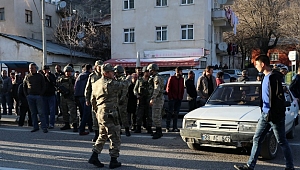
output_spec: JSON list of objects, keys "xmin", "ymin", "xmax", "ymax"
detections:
[{"xmin": 202, "ymin": 134, "xmax": 231, "ymax": 142}]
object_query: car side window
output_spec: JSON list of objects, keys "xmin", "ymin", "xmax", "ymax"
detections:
[{"xmin": 223, "ymin": 74, "xmax": 230, "ymax": 79}]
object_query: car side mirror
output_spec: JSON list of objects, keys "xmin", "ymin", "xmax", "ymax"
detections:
[{"xmin": 285, "ymin": 101, "xmax": 291, "ymax": 107}]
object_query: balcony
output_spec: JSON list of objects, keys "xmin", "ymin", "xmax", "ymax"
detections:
[
  {"xmin": 217, "ymin": 0, "xmax": 235, "ymax": 6},
  {"xmin": 212, "ymin": 9, "xmax": 227, "ymax": 20},
  {"xmin": 212, "ymin": 8, "xmax": 237, "ymax": 33}
]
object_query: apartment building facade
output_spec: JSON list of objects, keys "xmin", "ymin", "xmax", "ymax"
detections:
[
  {"xmin": 0, "ymin": 0, "xmax": 60, "ymax": 40},
  {"xmin": 108, "ymin": 0, "xmax": 238, "ymax": 68}
]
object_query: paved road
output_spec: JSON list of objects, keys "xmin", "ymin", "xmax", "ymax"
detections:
[{"xmin": 0, "ymin": 119, "xmax": 300, "ymax": 170}]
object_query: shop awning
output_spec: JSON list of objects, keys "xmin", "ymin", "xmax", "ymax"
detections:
[{"xmin": 104, "ymin": 57, "xmax": 202, "ymax": 67}]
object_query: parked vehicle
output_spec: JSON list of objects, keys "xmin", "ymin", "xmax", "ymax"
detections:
[
  {"xmin": 222, "ymin": 69, "xmax": 242, "ymax": 78},
  {"xmin": 271, "ymin": 63, "xmax": 289, "ymax": 71},
  {"xmin": 180, "ymin": 81, "xmax": 299, "ymax": 159},
  {"xmin": 159, "ymin": 69, "xmax": 231, "ymax": 115}
]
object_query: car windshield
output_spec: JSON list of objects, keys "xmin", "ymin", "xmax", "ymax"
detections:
[{"xmin": 207, "ymin": 84, "xmax": 261, "ymax": 106}]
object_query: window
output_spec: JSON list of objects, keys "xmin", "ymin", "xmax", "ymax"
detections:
[
  {"xmin": 270, "ymin": 53, "xmax": 279, "ymax": 61},
  {"xmin": 181, "ymin": 24, "xmax": 193, "ymax": 40},
  {"xmin": 124, "ymin": 28, "xmax": 135, "ymax": 43},
  {"xmin": 156, "ymin": 26, "xmax": 167, "ymax": 41},
  {"xmin": 200, "ymin": 61, "xmax": 206, "ymax": 68},
  {"xmin": 45, "ymin": 15, "xmax": 52, "ymax": 27},
  {"xmin": 181, "ymin": 0, "xmax": 194, "ymax": 5},
  {"xmin": 124, "ymin": 0, "xmax": 134, "ymax": 9},
  {"xmin": 25, "ymin": 10, "xmax": 32, "ymax": 23},
  {"xmin": 156, "ymin": 0, "xmax": 167, "ymax": 6},
  {"xmin": 0, "ymin": 8, "xmax": 5, "ymax": 21}
]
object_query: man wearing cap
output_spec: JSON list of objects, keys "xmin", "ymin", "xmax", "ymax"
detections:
[
  {"xmin": 133, "ymin": 66, "xmax": 153, "ymax": 134},
  {"xmin": 57, "ymin": 66, "xmax": 78, "ymax": 132},
  {"xmin": 85, "ymin": 60, "xmax": 103, "ymax": 141},
  {"xmin": 238, "ymin": 70, "xmax": 250, "ymax": 82},
  {"xmin": 41, "ymin": 65, "xmax": 57, "ymax": 129},
  {"xmin": 88, "ymin": 63, "xmax": 130, "ymax": 169},
  {"xmin": 23, "ymin": 63, "xmax": 48, "ymax": 133}
]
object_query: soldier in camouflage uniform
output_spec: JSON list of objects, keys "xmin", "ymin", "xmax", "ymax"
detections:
[
  {"xmin": 57, "ymin": 66, "xmax": 78, "ymax": 132},
  {"xmin": 114, "ymin": 65, "xmax": 131, "ymax": 136},
  {"xmin": 85, "ymin": 60, "xmax": 103, "ymax": 142},
  {"xmin": 88, "ymin": 63, "xmax": 130, "ymax": 169},
  {"xmin": 133, "ymin": 66, "xmax": 153, "ymax": 134},
  {"xmin": 147, "ymin": 63, "xmax": 165, "ymax": 139}
]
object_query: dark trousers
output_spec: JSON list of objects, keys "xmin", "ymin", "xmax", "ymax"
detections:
[
  {"xmin": 12, "ymin": 95, "xmax": 19, "ymax": 115},
  {"xmin": 78, "ymin": 97, "xmax": 92, "ymax": 132},
  {"xmin": 166, "ymin": 99, "xmax": 182, "ymax": 129},
  {"xmin": 1, "ymin": 92, "xmax": 13, "ymax": 115},
  {"xmin": 18, "ymin": 106, "xmax": 32, "ymax": 126},
  {"xmin": 188, "ymin": 98, "xmax": 197, "ymax": 112}
]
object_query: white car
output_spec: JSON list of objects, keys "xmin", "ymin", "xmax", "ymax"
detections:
[
  {"xmin": 180, "ymin": 81, "xmax": 299, "ymax": 159},
  {"xmin": 223, "ymin": 69, "xmax": 242, "ymax": 78}
]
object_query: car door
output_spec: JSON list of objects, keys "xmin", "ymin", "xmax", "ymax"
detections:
[{"xmin": 284, "ymin": 90, "xmax": 294, "ymax": 131}]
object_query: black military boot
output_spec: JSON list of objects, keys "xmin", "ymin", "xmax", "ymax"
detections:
[
  {"xmin": 146, "ymin": 126, "xmax": 153, "ymax": 135},
  {"xmin": 72, "ymin": 123, "xmax": 78, "ymax": 132},
  {"xmin": 92, "ymin": 130, "xmax": 99, "ymax": 142},
  {"xmin": 109, "ymin": 157, "xmax": 121, "ymax": 169},
  {"xmin": 60, "ymin": 122, "xmax": 71, "ymax": 130},
  {"xmin": 131, "ymin": 125, "xmax": 136, "ymax": 131},
  {"xmin": 134, "ymin": 125, "xmax": 141, "ymax": 133},
  {"xmin": 88, "ymin": 152, "xmax": 104, "ymax": 167},
  {"xmin": 125, "ymin": 127, "xmax": 131, "ymax": 136},
  {"xmin": 152, "ymin": 127, "xmax": 162, "ymax": 139}
]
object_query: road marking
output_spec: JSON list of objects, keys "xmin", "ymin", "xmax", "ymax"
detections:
[
  {"xmin": 0, "ymin": 167, "xmax": 26, "ymax": 170},
  {"xmin": 0, "ymin": 127, "xmax": 176, "ymax": 139}
]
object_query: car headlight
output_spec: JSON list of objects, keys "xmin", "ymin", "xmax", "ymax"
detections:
[
  {"xmin": 183, "ymin": 119, "xmax": 197, "ymax": 129},
  {"xmin": 238, "ymin": 122, "xmax": 257, "ymax": 132}
]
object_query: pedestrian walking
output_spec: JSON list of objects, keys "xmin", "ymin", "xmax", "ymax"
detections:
[
  {"xmin": 10, "ymin": 72, "xmax": 22, "ymax": 116},
  {"xmin": 147, "ymin": 63, "xmax": 165, "ymax": 139},
  {"xmin": 127, "ymin": 73, "xmax": 138, "ymax": 132},
  {"xmin": 114, "ymin": 65, "xmax": 131, "ymax": 136},
  {"xmin": 185, "ymin": 71, "xmax": 197, "ymax": 112},
  {"xmin": 85, "ymin": 60, "xmax": 103, "ymax": 142},
  {"xmin": 41, "ymin": 65, "xmax": 57, "ymax": 129},
  {"xmin": 1, "ymin": 70, "xmax": 13, "ymax": 115},
  {"xmin": 88, "ymin": 63, "xmax": 130, "ymax": 169},
  {"xmin": 166, "ymin": 66, "xmax": 184, "ymax": 132},
  {"xmin": 57, "ymin": 66, "xmax": 78, "ymax": 132},
  {"xmin": 133, "ymin": 66, "xmax": 153, "ymax": 134},
  {"xmin": 234, "ymin": 55, "xmax": 294, "ymax": 170},
  {"xmin": 75, "ymin": 64, "xmax": 93, "ymax": 136},
  {"xmin": 23, "ymin": 63, "xmax": 48, "ymax": 133}
]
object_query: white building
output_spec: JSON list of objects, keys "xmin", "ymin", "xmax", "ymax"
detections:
[{"xmin": 108, "ymin": 0, "xmax": 238, "ymax": 68}]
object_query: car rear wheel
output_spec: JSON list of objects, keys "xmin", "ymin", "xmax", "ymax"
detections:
[
  {"xmin": 286, "ymin": 122, "xmax": 295, "ymax": 139},
  {"xmin": 260, "ymin": 131, "xmax": 278, "ymax": 159},
  {"xmin": 187, "ymin": 143, "xmax": 201, "ymax": 150}
]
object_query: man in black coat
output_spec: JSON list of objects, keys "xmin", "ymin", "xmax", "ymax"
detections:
[
  {"xmin": 185, "ymin": 71, "xmax": 197, "ymax": 111},
  {"xmin": 127, "ymin": 73, "xmax": 138, "ymax": 131}
]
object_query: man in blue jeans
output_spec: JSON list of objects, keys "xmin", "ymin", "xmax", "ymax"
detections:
[
  {"xmin": 166, "ymin": 67, "xmax": 184, "ymax": 132},
  {"xmin": 234, "ymin": 55, "xmax": 294, "ymax": 170},
  {"xmin": 23, "ymin": 63, "xmax": 48, "ymax": 133}
]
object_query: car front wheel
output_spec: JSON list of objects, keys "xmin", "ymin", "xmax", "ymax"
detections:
[
  {"xmin": 187, "ymin": 143, "xmax": 201, "ymax": 150},
  {"xmin": 260, "ymin": 131, "xmax": 278, "ymax": 159}
]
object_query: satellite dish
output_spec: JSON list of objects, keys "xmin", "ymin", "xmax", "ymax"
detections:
[
  {"xmin": 77, "ymin": 31, "xmax": 85, "ymax": 39},
  {"xmin": 218, "ymin": 42, "xmax": 228, "ymax": 51},
  {"xmin": 59, "ymin": 1, "xmax": 66, "ymax": 8}
]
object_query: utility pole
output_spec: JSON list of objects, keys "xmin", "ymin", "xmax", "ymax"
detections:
[{"xmin": 41, "ymin": 0, "xmax": 47, "ymax": 67}]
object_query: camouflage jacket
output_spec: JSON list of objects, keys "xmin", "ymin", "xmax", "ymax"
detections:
[
  {"xmin": 116, "ymin": 74, "xmax": 129, "ymax": 105},
  {"xmin": 85, "ymin": 70, "xmax": 102, "ymax": 103},
  {"xmin": 92, "ymin": 76, "xmax": 130, "ymax": 110},
  {"xmin": 57, "ymin": 75, "xmax": 75, "ymax": 98},
  {"xmin": 134, "ymin": 76, "xmax": 150, "ymax": 99},
  {"xmin": 150, "ymin": 73, "xmax": 164, "ymax": 101}
]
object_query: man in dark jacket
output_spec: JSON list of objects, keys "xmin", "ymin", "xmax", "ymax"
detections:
[
  {"xmin": 42, "ymin": 65, "xmax": 57, "ymax": 129},
  {"xmin": 166, "ymin": 67, "xmax": 184, "ymax": 132},
  {"xmin": 234, "ymin": 55, "xmax": 294, "ymax": 170},
  {"xmin": 186, "ymin": 71, "xmax": 197, "ymax": 112},
  {"xmin": 75, "ymin": 64, "xmax": 93, "ymax": 135},
  {"xmin": 237, "ymin": 70, "xmax": 250, "ymax": 82},
  {"xmin": 127, "ymin": 73, "xmax": 138, "ymax": 132},
  {"xmin": 289, "ymin": 67, "xmax": 300, "ymax": 102},
  {"xmin": 17, "ymin": 82, "xmax": 32, "ymax": 127},
  {"xmin": 1, "ymin": 70, "xmax": 13, "ymax": 115},
  {"xmin": 10, "ymin": 72, "xmax": 22, "ymax": 116}
]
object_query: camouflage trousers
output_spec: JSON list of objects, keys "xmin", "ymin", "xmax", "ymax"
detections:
[
  {"xmin": 60, "ymin": 97, "xmax": 77, "ymax": 124},
  {"xmin": 152, "ymin": 99, "xmax": 164, "ymax": 127},
  {"xmin": 93, "ymin": 107, "xmax": 121, "ymax": 158},
  {"xmin": 118, "ymin": 102, "xmax": 129, "ymax": 128},
  {"xmin": 91, "ymin": 110, "xmax": 99, "ymax": 130},
  {"xmin": 136, "ymin": 103, "xmax": 152, "ymax": 127}
]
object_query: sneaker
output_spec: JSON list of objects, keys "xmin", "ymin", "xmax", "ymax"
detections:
[
  {"xmin": 234, "ymin": 164, "xmax": 253, "ymax": 170},
  {"xmin": 172, "ymin": 128, "xmax": 180, "ymax": 132}
]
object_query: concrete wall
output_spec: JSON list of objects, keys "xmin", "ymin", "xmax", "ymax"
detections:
[
  {"xmin": 111, "ymin": 0, "xmax": 212, "ymax": 59},
  {"xmin": 0, "ymin": 0, "xmax": 59, "ymax": 40}
]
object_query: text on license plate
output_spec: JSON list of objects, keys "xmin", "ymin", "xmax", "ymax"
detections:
[{"xmin": 202, "ymin": 134, "xmax": 231, "ymax": 142}]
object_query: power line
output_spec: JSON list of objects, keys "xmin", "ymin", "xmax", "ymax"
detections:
[{"xmin": 33, "ymin": 0, "xmax": 41, "ymax": 19}]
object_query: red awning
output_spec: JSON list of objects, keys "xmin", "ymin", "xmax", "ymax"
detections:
[{"xmin": 104, "ymin": 57, "xmax": 201, "ymax": 67}]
